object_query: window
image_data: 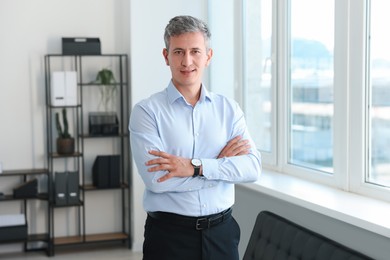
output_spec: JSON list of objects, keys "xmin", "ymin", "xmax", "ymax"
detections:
[
  {"xmin": 209, "ymin": 0, "xmax": 390, "ymax": 202},
  {"xmin": 367, "ymin": 0, "xmax": 390, "ymax": 188},
  {"xmin": 244, "ymin": 0, "xmax": 273, "ymax": 155},
  {"xmin": 289, "ymin": 0, "xmax": 334, "ymax": 173}
]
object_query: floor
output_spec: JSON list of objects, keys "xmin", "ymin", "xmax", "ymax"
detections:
[{"xmin": 0, "ymin": 244, "xmax": 142, "ymax": 260}]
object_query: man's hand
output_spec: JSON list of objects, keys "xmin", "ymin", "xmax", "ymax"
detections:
[
  {"xmin": 217, "ymin": 135, "xmax": 251, "ymax": 159},
  {"xmin": 146, "ymin": 150, "xmax": 193, "ymax": 182},
  {"xmin": 146, "ymin": 136, "xmax": 251, "ymax": 182}
]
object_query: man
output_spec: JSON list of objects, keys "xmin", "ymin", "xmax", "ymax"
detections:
[{"xmin": 129, "ymin": 15, "xmax": 261, "ymax": 260}]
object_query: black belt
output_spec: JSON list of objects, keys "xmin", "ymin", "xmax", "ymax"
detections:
[{"xmin": 148, "ymin": 208, "xmax": 232, "ymax": 231}]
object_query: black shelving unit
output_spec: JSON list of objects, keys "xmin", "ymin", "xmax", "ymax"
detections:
[
  {"xmin": 0, "ymin": 168, "xmax": 50, "ymax": 256},
  {"xmin": 44, "ymin": 54, "xmax": 131, "ymax": 256}
]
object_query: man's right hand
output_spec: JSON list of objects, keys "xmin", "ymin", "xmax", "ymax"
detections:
[{"xmin": 217, "ymin": 136, "xmax": 251, "ymax": 159}]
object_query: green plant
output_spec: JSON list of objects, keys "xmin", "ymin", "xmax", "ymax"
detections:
[
  {"xmin": 55, "ymin": 108, "xmax": 71, "ymax": 139},
  {"xmin": 96, "ymin": 68, "xmax": 116, "ymax": 111}
]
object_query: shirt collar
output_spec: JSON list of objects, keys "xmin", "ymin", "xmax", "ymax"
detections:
[{"xmin": 167, "ymin": 80, "xmax": 212, "ymax": 105}]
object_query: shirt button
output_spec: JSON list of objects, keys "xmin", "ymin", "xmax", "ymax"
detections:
[
  {"xmin": 195, "ymin": 133, "xmax": 199, "ymax": 136},
  {"xmin": 202, "ymin": 204, "xmax": 206, "ymax": 208}
]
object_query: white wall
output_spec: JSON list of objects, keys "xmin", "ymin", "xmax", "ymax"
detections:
[
  {"xmin": 0, "ymin": 0, "xmax": 130, "ymax": 253},
  {"xmin": 0, "ymin": 0, "xmax": 207, "ymax": 254},
  {"xmin": 0, "ymin": 0, "xmax": 130, "ymax": 170}
]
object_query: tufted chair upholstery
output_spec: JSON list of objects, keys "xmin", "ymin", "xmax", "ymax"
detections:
[{"xmin": 243, "ymin": 211, "xmax": 373, "ymax": 260}]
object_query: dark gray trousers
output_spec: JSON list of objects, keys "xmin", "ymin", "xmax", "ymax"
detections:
[{"xmin": 143, "ymin": 213, "xmax": 240, "ymax": 260}]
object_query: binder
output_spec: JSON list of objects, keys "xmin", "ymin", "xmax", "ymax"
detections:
[
  {"xmin": 67, "ymin": 171, "xmax": 79, "ymax": 205},
  {"xmin": 92, "ymin": 155, "xmax": 120, "ymax": 188},
  {"xmin": 51, "ymin": 71, "xmax": 77, "ymax": 106},
  {"xmin": 65, "ymin": 72, "xmax": 77, "ymax": 106},
  {"xmin": 109, "ymin": 155, "xmax": 120, "ymax": 188},
  {"xmin": 54, "ymin": 172, "xmax": 67, "ymax": 206},
  {"xmin": 93, "ymin": 156, "xmax": 110, "ymax": 188},
  {"xmin": 51, "ymin": 72, "xmax": 66, "ymax": 106}
]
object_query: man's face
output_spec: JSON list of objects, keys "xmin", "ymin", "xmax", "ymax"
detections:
[{"xmin": 163, "ymin": 32, "xmax": 213, "ymax": 90}]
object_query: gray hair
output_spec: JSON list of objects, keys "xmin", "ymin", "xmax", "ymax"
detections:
[{"xmin": 164, "ymin": 15, "xmax": 211, "ymax": 50}]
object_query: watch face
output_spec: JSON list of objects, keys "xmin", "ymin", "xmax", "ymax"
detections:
[{"xmin": 191, "ymin": 159, "xmax": 202, "ymax": 167}]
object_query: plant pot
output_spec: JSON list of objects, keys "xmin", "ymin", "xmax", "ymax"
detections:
[{"xmin": 57, "ymin": 138, "xmax": 75, "ymax": 155}]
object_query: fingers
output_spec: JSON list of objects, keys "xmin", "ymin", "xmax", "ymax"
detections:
[
  {"xmin": 148, "ymin": 150, "xmax": 169, "ymax": 158},
  {"xmin": 145, "ymin": 150, "xmax": 192, "ymax": 182},
  {"xmin": 157, "ymin": 172, "xmax": 173, "ymax": 182},
  {"xmin": 218, "ymin": 136, "xmax": 251, "ymax": 158}
]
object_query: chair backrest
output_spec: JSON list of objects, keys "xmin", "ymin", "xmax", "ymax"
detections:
[{"xmin": 243, "ymin": 211, "xmax": 373, "ymax": 260}]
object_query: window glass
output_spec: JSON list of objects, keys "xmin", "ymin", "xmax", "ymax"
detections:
[
  {"xmin": 245, "ymin": 0, "xmax": 273, "ymax": 153},
  {"xmin": 289, "ymin": 0, "xmax": 334, "ymax": 173},
  {"xmin": 367, "ymin": 0, "xmax": 390, "ymax": 187}
]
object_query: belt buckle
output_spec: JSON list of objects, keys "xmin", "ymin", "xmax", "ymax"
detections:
[{"xmin": 196, "ymin": 217, "xmax": 209, "ymax": 230}]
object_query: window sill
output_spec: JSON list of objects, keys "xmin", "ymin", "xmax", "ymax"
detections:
[{"xmin": 239, "ymin": 169, "xmax": 390, "ymax": 238}]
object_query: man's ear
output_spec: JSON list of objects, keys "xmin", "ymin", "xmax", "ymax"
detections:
[
  {"xmin": 205, "ymin": 48, "xmax": 213, "ymax": 67},
  {"xmin": 163, "ymin": 48, "xmax": 169, "ymax": 65}
]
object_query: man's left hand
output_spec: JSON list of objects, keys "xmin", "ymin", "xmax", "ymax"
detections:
[{"xmin": 146, "ymin": 150, "xmax": 193, "ymax": 182}]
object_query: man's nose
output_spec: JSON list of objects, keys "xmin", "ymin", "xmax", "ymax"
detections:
[{"xmin": 181, "ymin": 52, "xmax": 192, "ymax": 66}]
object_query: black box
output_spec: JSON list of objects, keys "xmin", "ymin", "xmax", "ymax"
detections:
[
  {"xmin": 92, "ymin": 155, "xmax": 120, "ymax": 188},
  {"xmin": 62, "ymin": 37, "xmax": 101, "ymax": 55},
  {"xmin": 54, "ymin": 171, "xmax": 79, "ymax": 206},
  {"xmin": 67, "ymin": 171, "xmax": 80, "ymax": 205},
  {"xmin": 0, "ymin": 214, "xmax": 27, "ymax": 242},
  {"xmin": 54, "ymin": 172, "xmax": 67, "ymax": 206},
  {"xmin": 13, "ymin": 178, "xmax": 38, "ymax": 198},
  {"xmin": 0, "ymin": 225, "xmax": 27, "ymax": 242},
  {"xmin": 89, "ymin": 112, "xmax": 119, "ymax": 136}
]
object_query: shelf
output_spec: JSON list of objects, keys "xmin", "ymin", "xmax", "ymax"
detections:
[
  {"xmin": 80, "ymin": 82, "xmax": 127, "ymax": 87},
  {"xmin": 0, "ymin": 233, "xmax": 48, "ymax": 244},
  {"xmin": 54, "ymin": 232, "xmax": 128, "ymax": 246},
  {"xmin": 81, "ymin": 133, "xmax": 128, "ymax": 138},
  {"xmin": 51, "ymin": 200, "xmax": 84, "ymax": 208},
  {"xmin": 0, "ymin": 193, "xmax": 49, "ymax": 201},
  {"xmin": 45, "ymin": 53, "xmax": 131, "ymax": 255},
  {"xmin": 48, "ymin": 104, "xmax": 81, "ymax": 109},
  {"xmin": 83, "ymin": 183, "xmax": 129, "ymax": 191},
  {"xmin": 50, "ymin": 152, "xmax": 83, "ymax": 158},
  {"xmin": 1, "ymin": 168, "xmax": 49, "ymax": 177},
  {"xmin": 27, "ymin": 233, "xmax": 49, "ymax": 242},
  {"xmin": 46, "ymin": 54, "xmax": 128, "ymax": 57}
]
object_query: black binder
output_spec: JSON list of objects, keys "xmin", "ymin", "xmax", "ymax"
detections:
[
  {"xmin": 54, "ymin": 172, "xmax": 67, "ymax": 206},
  {"xmin": 93, "ymin": 155, "xmax": 120, "ymax": 188},
  {"xmin": 67, "ymin": 171, "xmax": 79, "ymax": 205},
  {"xmin": 109, "ymin": 155, "xmax": 120, "ymax": 188}
]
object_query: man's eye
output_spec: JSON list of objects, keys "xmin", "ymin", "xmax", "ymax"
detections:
[{"xmin": 174, "ymin": 50, "xmax": 183, "ymax": 55}]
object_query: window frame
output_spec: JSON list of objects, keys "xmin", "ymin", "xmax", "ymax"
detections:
[{"xmin": 209, "ymin": 0, "xmax": 390, "ymax": 202}]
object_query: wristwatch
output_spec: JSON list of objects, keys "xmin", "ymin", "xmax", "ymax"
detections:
[{"xmin": 191, "ymin": 158, "xmax": 202, "ymax": 177}]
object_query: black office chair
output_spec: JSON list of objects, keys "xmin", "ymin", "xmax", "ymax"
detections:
[{"xmin": 243, "ymin": 211, "xmax": 372, "ymax": 260}]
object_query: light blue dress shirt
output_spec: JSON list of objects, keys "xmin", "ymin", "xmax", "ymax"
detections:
[{"xmin": 129, "ymin": 81, "xmax": 261, "ymax": 217}]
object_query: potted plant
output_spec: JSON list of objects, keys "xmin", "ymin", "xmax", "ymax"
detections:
[
  {"xmin": 96, "ymin": 68, "xmax": 116, "ymax": 111},
  {"xmin": 55, "ymin": 108, "xmax": 75, "ymax": 155}
]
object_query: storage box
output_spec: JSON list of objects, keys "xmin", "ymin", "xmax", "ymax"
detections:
[
  {"xmin": 92, "ymin": 155, "xmax": 120, "ymax": 188},
  {"xmin": 0, "ymin": 214, "xmax": 27, "ymax": 242},
  {"xmin": 89, "ymin": 112, "xmax": 119, "ymax": 136},
  {"xmin": 13, "ymin": 178, "xmax": 38, "ymax": 198},
  {"xmin": 62, "ymin": 37, "xmax": 101, "ymax": 55},
  {"xmin": 51, "ymin": 71, "xmax": 78, "ymax": 106},
  {"xmin": 54, "ymin": 171, "xmax": 80, "ymax": 206}
]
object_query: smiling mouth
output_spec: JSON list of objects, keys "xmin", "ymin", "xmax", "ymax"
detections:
[{"xmin": 181, "ymin": 69, "xmax": 196, "ymax": 75}]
